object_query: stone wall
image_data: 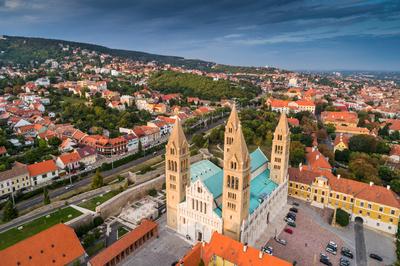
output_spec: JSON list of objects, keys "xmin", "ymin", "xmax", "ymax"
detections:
[
  {"xmin": 95, "ymin": 175, "xmax": 165, "ymax": 219},
  {"xmin": 65, "ymin": 212, "xmax": 95, "ymax": 230}
]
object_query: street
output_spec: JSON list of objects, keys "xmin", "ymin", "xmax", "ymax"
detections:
[{"xmin": 354, "ymin": 220, "xmax": 367, "ymax": 266}]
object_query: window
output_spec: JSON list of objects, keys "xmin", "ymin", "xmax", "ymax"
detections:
[
  {"xmin": 391, "ymin": 210, "xmax": 395, "ymax": 215},
  {"xmin": 197, "ymin": 187, "xmax": 202, "ymax": 193},
  {"xmin": 368, "ymin": 204, "xmax": 372, "ymax": 209},
  {"xmin": 379, "ymin": 207, "xmax": 383, "ymax": 212},
  {"xmin": 390, "ymin": 218, "xmax": 393, "ymax": 223},
  {"xmin": 378, "ymin": 215, "xmax": 382, "ymax": 219},
  {"xmin": 360, "ymin": 202, "xmax": 364, "ymax": 207},
  {"xmin": 336, "ymin": 194, "xmax": 339, "ymax": 199},
  {"xmin": 350, "ymin": 198, "xmax": 354, "ymax": 203},
  {"xmin": 343, "ymin": 196, "xmax": 346, "ymax": 201},
  {"xmin": 330, "ymin": 193, "xmax": 332, "ymax": 197}
]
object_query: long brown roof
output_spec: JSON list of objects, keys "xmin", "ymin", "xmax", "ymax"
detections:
[{"xmin": 0, "ymin": 162, "xmax": 28, "ymax": 182}]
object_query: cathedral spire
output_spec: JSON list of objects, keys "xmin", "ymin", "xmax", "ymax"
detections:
[
  {"xmin": 275, "ymin": 112, "xmax": 290, "ymax": 135},
  {"xmin": 229, "ymin": 124, "xmax": 249, "ymax": 164},
  {"xmin": 168, "ymin": 118, "xmax": 187, "ymax": 147},
  {"xmin": 227, "ymin": 104, "xmax": 240, "ymax": 131},
  {"xmin": 270, "ymin": 112, "xmax": 290, "ymax": 184}
]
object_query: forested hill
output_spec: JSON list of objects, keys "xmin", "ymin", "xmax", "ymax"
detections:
[
  {"xmin": 0, "ymin": 35, "xmax": 213, "ymax": 69},
  {"xmin": 0, "ymin": 35, "xmax": 281, "ymax": 74}
]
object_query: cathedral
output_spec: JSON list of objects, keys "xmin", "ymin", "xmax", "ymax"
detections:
[{"xmin": 165, "ymin": 105, "xmax": 290, "ymax": 246}]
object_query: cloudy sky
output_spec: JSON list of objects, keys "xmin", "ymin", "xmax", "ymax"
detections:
[{"xmin": 1, "ymin": 0, "xmax": 400, "ymax": 70}]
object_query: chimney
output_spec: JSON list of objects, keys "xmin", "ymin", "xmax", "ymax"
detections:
[
  {"xmin": 243, "ymin": 243, "xmax": 248, "ymax": 252},
  {"xmin": 369, "ymin": 182, "xmax": 374, "ymax": 187},
  {"xmin": 337, "ymin": 174, "xmax": 341, "ymax": 179},
  {"xmin": 316, "ymin": 154, "xmax": 320, "ymax": 160},
  {"xmin": 312, "ymin": 146, "xmax": 316, "ymax": 152},
  {"xmin": 259, "ymin": 251, "xmax": 263, "ymax": 259},
  {"xmin": 202, "ymin": 241, "xmax": 206, "ymax": 247},
  {"xmin": 299, "ymin": 166, "xmax": 303, "ymax": 172},
  {"xmin": 387, "ymin": 185, "xmax": 391, "ymax": 190}
]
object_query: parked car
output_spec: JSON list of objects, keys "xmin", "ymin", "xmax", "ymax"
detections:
[
  {"xmin": 65, "ymin": 184, "xmax": 74, "ymax": 190},
  {"xmin": 341, "ymin": 247, "xmax": 353, "ymax": 259},
  {"xmin": 326, "ymin": 241, "xmax": 337, "ymax": 255},
  {"xmin": 319, "ymin": 253, "xmax": 332, "ymax": 266},
  {"xmin": 339, "ymin": 257, "xmax": 350, "ymax": 266},
  {"xmin": 369, "ymin": 253, "xmax": 383, "ymax": 261},
  {"xmin": 292, "ymin": 202, "xmax": 300, "ymax": 206},
  {"xmin": 287, "ymin": 212, "xmax": 296, "ymax": 219},
  {"xmin": 287, "ymin": 221, "xmax": 296, "ymax": 227},
  {"xmin": 274, "ymin": 237, "xmax": 287, "ymax": 245},
  {"xmin": 286, "ymin": 213, "xmax": 296, "ymax": 221},
  {"xmin": 283, "ymin": 228, "xmax": 293, "ymax": 234},
  {"xmin": 289, "ymin": 207, "xmax": 298, "ymax": 213},
  {"xmin": 284, "ymin": 217, "xmax": 295, "ymax": 223},
  {"xmin": 262, "ymin": 246, "xmax": 273, "ymax": 255}
]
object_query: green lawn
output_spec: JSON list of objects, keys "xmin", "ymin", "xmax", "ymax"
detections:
[
  {"xmin": 117, "ymin": 226, "xmax": 130, "ymax": 239},
  {"xmin": 78, "ymin": 190, "xmax": 120, "ymax": 211},
  {"xmin": 0, "ymin": 207, "xmax": 82, "ymax": 250}
]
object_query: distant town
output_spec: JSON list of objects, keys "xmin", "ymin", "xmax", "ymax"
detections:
[{"xmin": 0, "ymin": 35, "xmax": 399, "ymax": 266}]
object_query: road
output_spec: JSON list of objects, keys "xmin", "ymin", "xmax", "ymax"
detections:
[
  {"xmin": 1, "ymin": 117, "xmax": 227, "ymax": 230},
  {"xmin": 354, "ymin": 220, "xmax": 367, "ymax": 266}
]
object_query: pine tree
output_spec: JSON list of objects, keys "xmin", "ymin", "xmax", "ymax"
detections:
[
  {"xmin": 43, "ymin": 186, "xmax": 51, "ymax": 205},
  {"xmin": 2, "ymin": 199, "xmax": 18, "ymax": 222},
  {"xmin": 92, "ymin": 169, "xmax": 104, "ymax": 189}
]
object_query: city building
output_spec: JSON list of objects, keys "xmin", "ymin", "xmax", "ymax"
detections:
[
  {"xmin": 89, "ymin": 219, "xmax": 158, "ymax": 266},
  {"xmin": 0, "ymin": 162, "xmax": 30, "ymax": 197},
  {"xmin": 166, "ymin": 106, "xmax": 290, "ymax": 246},
  {"xmin": 333, "ymin": 133, "xmax": 350, "ymax": 152},
  {"xmin": 321, "ymin": 111, "xmax": 359, "ymax": 127},
  {"xmin": 288, "ymin": 167, "xmax": 400, "ymax": 234},
  {"xmin": 0, "ymin": 224, "xmax": 85, "ymax": 266}
]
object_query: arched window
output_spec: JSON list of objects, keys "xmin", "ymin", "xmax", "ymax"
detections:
[
  {"xmin": 235, "ymin": 178, "xmax": 239, "ymax": 190},
  {"xmin": 227, "ymin": 175, "xmax": 231, "ymax": 187},
  {"xmin": 174, "ymin": 161, "xmax": 177, "ymax": 172}
]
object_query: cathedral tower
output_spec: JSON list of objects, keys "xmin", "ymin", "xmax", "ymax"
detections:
[
  {"xmin": 222, "ymin": 123, "xmax": 251, "ymax": 241},
  {"xmin": 224, "ymin": 104, "xmax": 240, "ymax": 157},
  {"xmin": 270, "ymin": 113, "xmax": 290, "ymax": 184},
  {"xmin": 165, "ymin": 119, "xmax": 190, "ymax": 229}
]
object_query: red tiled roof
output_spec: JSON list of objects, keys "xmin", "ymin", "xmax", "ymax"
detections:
[
  {"xmin": 27, "ymin": 160, "xmax": 57, "ymax": 177},
  {"xmin": 202, "ymin": 232, "xmax": 291, "ymax": 266},
  {"xmin": 386, "ymin": 119, "xmax": 400, "ymax": 131},
  {"xmin": 321, "ymin": 111, "xmax": 358, "ymax": 124},
  {"xmin": 89, "ymin": 220, "xmax": 157, "ymax": 266},
  {"xmin": 305, "ymin": 147, "xmax": 332, "ymax": 171},
  {"xmin": 287, "ymin": 117, "xmax": 300, "ymax": 126},
  {"xmin": 58, "ymin": 152, "xmax": 81, "ymax": 164},
  {"xmin": 0, "ymin": 224, "xmax": 85, "ymax": 266}
]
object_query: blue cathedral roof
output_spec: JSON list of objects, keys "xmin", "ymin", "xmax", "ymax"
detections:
[{"xmin": 190, "ymin": 149, "xmax": 277, "ymax": 218}]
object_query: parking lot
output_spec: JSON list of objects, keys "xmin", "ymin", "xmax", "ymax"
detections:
[{"xmin": 264, "ymin": 202, "xmax": 350, "ymax": 266}]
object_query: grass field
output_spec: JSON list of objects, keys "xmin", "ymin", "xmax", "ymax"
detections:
[
  {"xmin": 117, "ymin": 226, "xmax": 130, "ymax": 239},
  {"xmin": 78, "ymin": 190, "xmax": 120, "ymax": 211},
  {"xmin": 0, "ymin": 207, "xmax": 82, "ymax": 250}
]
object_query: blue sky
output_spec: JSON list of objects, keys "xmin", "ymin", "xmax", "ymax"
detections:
[{"xmin": 1, "ymin": 0, "xmax": 399, "ymax": 71}]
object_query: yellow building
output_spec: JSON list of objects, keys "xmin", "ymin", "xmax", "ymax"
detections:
[
  {"xmin": 288, "ymin": 167, "xmax": 400, "ymax": 235},
  {"xmin": 333, "ymin": 133, "xmax": 349, "ymax": 152},
  {"xmin": 0, "ymin": 162, "xmax": 30, "ymax": 197}
]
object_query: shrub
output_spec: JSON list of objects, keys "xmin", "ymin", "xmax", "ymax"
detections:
[
  {"xmin": 335, "ymin": 208, "xmax": 349, "ymax": 226},
  {"xmin": 148, "ymin": 188, "xmax": 157, "ymax": 197},
  {"xmin": 93, "ymin": 216, "xmax": 104, "ymax": 227}
]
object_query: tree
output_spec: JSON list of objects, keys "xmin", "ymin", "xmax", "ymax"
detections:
[
  {"xmin": 92, "ymin": 169, "xmax": 104, "ymax": 189},
  {"xmin": 48, "ymin": 136, "xmax": 62, "ymax": 147},
  {"xmin": 335, "ymin": 149, "xmax": 350, "ymax": 162},
  {"xmin": 349, "ymin": 135, "xmax": 377, "ymax": 153},
  {"xmin": 138, "ymin": 139, "xmax": 143, "ymax": 154},
  {"xmin": 348, "ymin": 153, "xmax": 380, "ymax": 184},
  {"xmin": 326, "ymin": 124, "xmax": 336, "ymax": 135},
  {"xmin": 335, "ymin": 208, "xmax": 349, "ymax": 226},
  {"xmin": 192, "ymin": 133, "xmax": 206, "ymax": 148},
  {"xmin": 2, "ymin": 200, "xmax": 18, "ymax": 222},
  {"xmin": 317, "ymin": 144, "xmax": 334, "ymax": 165},
  {"xmin": 43, "ymin": 186, "xmax": 51, "ymax": 205},
  {"xmin": 290, "ymin": 141, "xmax": 306, "ymax": 166}
]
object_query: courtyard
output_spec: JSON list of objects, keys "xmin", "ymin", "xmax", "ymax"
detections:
[{"xmin": 120, "ymin": 214, "xmax": 191, "ymax": 266}]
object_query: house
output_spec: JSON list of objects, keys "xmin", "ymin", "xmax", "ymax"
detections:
[
  {"xmin": 123, "ymin": 134, "xmax": 139, "ymax": 152},
  {"xmin": 0, "ymin": 146, "xmax": 7, "ymax": 157},
  {"xmin": 147, "ymin": 120, "xmax": 172, "ymax": 137},
  {"xmin": 56, "ymin": 152, "xmax": 81, "ymax": 171},
  {"xmin": 287, "ymin": 117, "xmax": 300, "ymax": 127},
  {"xmin": 0, "ymin": 224, "xmax": 85, "ymax": 266},
  {"xmin": 27, "ymin": 160, "xmax": 58, "ymax": 186},
  {"xmin": 304, "ymin": 147, "xmax": 332, "ymax": 175},
  {"xmin": 333, "ymin": 133, "xmax": 350, "ymax": 152},
  {"xmin": 77, "ymin": 146, "xmax": 97, "ymax": 165},
  {"xmin": 176, "ymin": 232, "xmax": 291, "ymax": 266},
  {"xmin": 133, "ymin": 126, "xmax": 161, "ymax": 148},
  {"xmin": 0, "ymin": 162, "xmax": 30, "ymax": 197},
  {"xmin": 95, "ymin": 136, "xmax": 128, "ymax": 156},
  {"xmin": 266, "ymin": 98, "xmax": 315, "ymax": 114},
  {"xmin": 385, "ymin": 119, "xmax": 400, "ymax": 134},
  {"xmin": 389, "ymin": 144, "xmax": 400, "ymax": 163},
  {"xmin": 108, "ymin": 101, "xmax": 126, "ymax": 111},
  {"xmin": 59, "ymin": 138, "xmax": 77, "ymax": 152},
  {"xmin": 335, "ymin": 125, "xmax": 370, "ymax": 136}
]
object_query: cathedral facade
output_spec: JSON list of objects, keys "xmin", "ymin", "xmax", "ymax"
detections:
[{"xmin": 165, "ymin": 106, "xmax": 290, "ymax": 246}]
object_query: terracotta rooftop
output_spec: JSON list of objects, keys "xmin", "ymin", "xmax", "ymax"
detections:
[
  {"xmin": 202, "ymin": 232, "xmax": 291, "ymax": 266},
  {"xmin": 58, "ymin": 152, "xmax": 81, "ymax": 164},
  {"xmin": 89, "ymin": 219, "xmax": 158, "ymax": 266},
  {"xmin": 27, "ymin": 160, "xmax": 57, "ymax": 177},
  {"xmin": 0, "ymin": 162, "xmax": 28, "ymax": 182},
  {"xmin": 0, "ymin": 224, "xmax": 85, "ymax": 266}
]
